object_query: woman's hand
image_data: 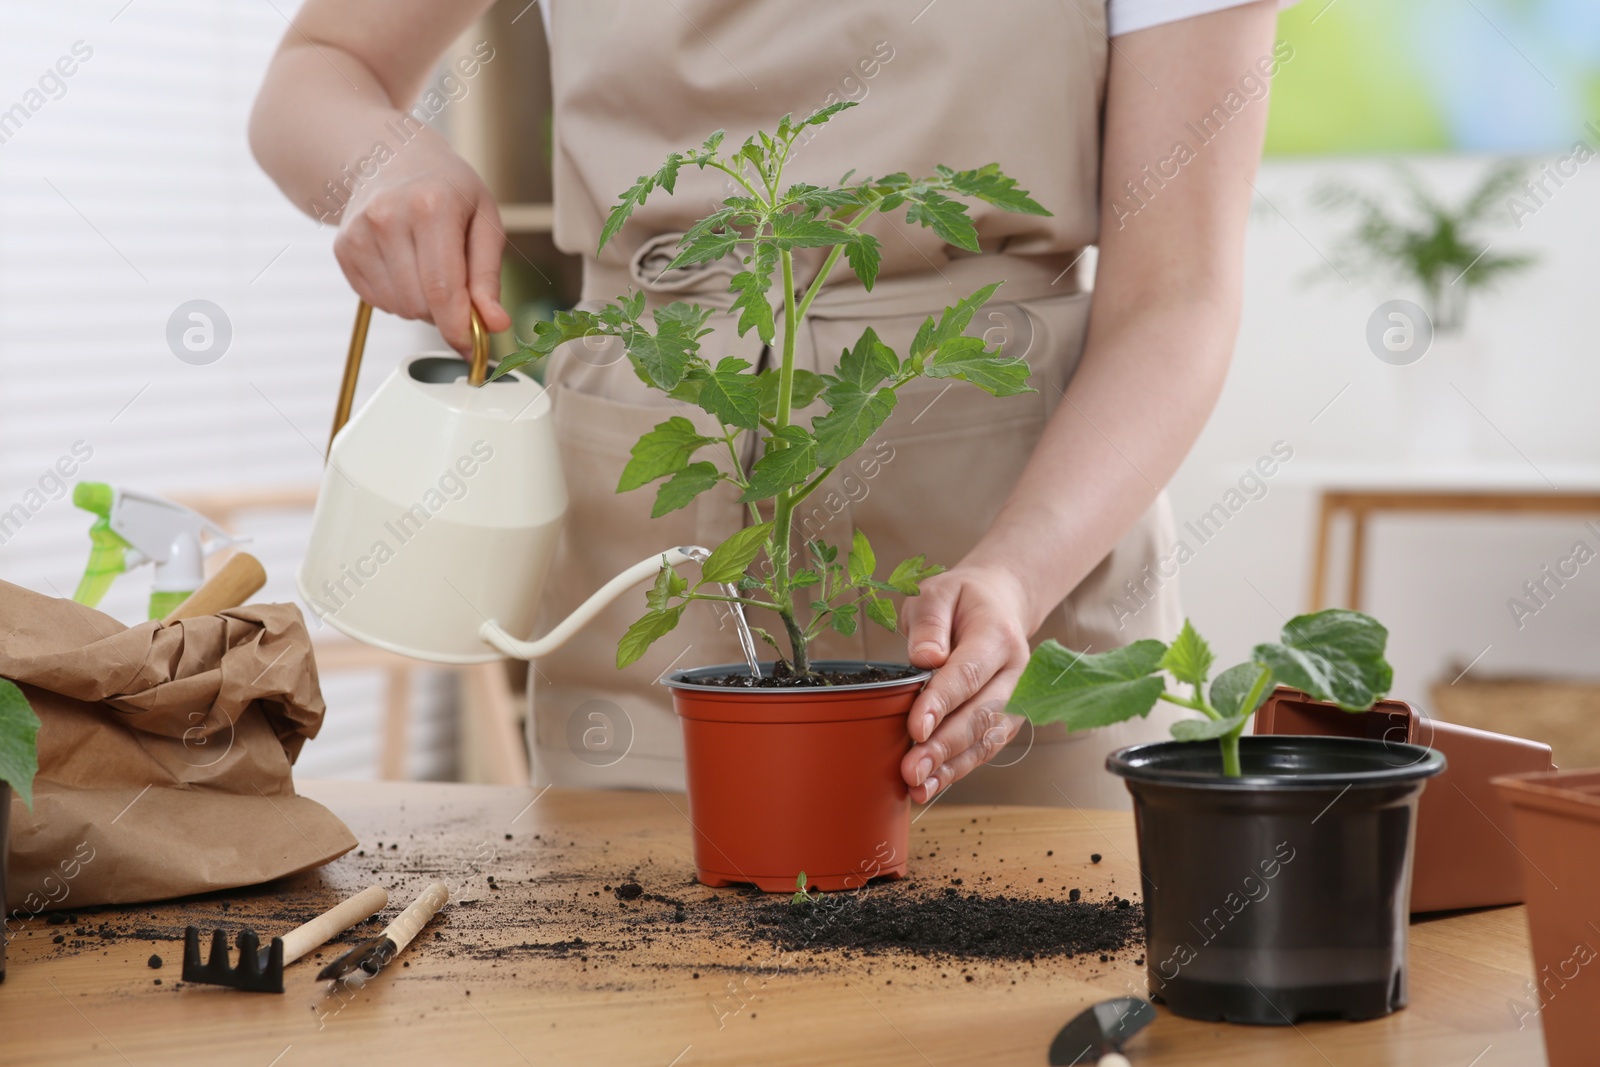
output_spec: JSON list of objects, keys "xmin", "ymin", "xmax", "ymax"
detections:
[
  {"xmin": 249, "ymin": 0, "xmax": 505, "ymax": 354},
  {"xmin": 900, "ymin": 564, "xmax": 1034, "ymax": 803},
  {"xmin": 334, "ymin": 142, "xmax": 511, "ymax": 355}
]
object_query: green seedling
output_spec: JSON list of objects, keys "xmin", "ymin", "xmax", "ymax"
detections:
[
  {"xmin": 791, "ymin": 871, "xmax": 813, "ymax": 907},
  {"xmin": 1007, "ymin": 609, "xmax": 1394, "ymax": 778},
  {"xmin": 0, "ymin": 678, "xmax": 40, "ymax": 808},
  {"xmin": 492, "ymin": 102, "xmax": 1049, "ymax": 679}
]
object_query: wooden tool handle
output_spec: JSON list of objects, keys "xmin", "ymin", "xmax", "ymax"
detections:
[
  {"xmin": 278, "ymin": 885, "xmax": 389, "ymax": 966},
  {"xmin": 383, "ymin": 882, "xmax": 449, "ymax": 957},
  {"xmin": 161, "ymin": 552, "xmax": 267, "ymax": 623}
]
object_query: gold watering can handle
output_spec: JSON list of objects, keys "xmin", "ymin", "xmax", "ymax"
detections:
[{"xmin": 326, "ymin": 299, "xmax": 491, "ymax": 459}]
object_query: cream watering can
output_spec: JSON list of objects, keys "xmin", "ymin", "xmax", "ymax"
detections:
[{"xmin": 297, "ymin": 302, "xmax": 758, "ymax": 668}]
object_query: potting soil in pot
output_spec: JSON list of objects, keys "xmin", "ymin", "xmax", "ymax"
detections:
[{"xmin": 690, "ymin": 663, "xmax": 922, "ymax": 689}]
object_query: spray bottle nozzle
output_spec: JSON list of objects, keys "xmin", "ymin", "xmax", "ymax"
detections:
[{"xmin": 70, "ymin": 483, "xmax": 240, "ymax": 619}]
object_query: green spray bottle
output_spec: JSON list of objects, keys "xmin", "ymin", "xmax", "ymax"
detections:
[{"xmin": 72, "ymin": 483, "xmax": 238, "ymax": 619}]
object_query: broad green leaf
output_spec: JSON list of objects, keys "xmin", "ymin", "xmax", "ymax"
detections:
[
  {"xmin": 741, "ymin": 426, "xmax": 817, "ymax": 502},
  {"xmin": 599, "ymin": 172, "xmax": 656, "ymax": 253},
  {"xmin": 599, "ymin": 153, "xmax": 684, "ymax": 253},
  {"xmin": 729, "ymin": 265, "xmax": 775, "ymax": 344},
  {"xmin": 627, "ymin": 306, "xmax": 709, "ymax": 390},
  {"xmin": 699, "ymin": 521, "xmax": 775, "ymax": 585},
  {"xmin": 739, "ymin": 137, "xmax": 766, "ymax": 174},
  {"xmin": 618, "ymin": 417, "xmax": 715, "ymax": 492},
  {"xmin": 691, "ymin": 129, "xmax": 726, "ymax": 165},
  {"xmin": 757, "ymin": 368, "xmax": 826, "ymax": 418},
  {"xmin": 653, "ymin": 461, "xmax": 721, "ymax": 518},
  {"xmin": 806, "ymin": 539, "xmax": 838, "ymax": 565},
  {"xmin": 617, "ymin": 605, "xmax": 685, "ymax": 668},
  {"xmin": 0, "ymin": 679, "xmax": 40, "ymax": 809},
  {"xmin": 1254, "ymin": 608, "xmax": 1393, "ymax": 711},
  {"xmin": 908, "ymin": 283, "xmax": 1003, "ymax": 366},
  {"xmin": 1210, "ymin": 662, "xmax": 1272, "ymax": 719},
  {"xmin": 848, "ymin": 528, "xmax": 876, "ymax": 583},
  {"xmin": 694, "ymin": 357, "xmax": 762, "ymax": 430},
  {"xmin": 645, "ymin": 559, "xmax": 689, "ymax": 610},
  {"xmin": 829, "ymin": 603, "xmax": 859, "ymax": 637},
  {"xmin": 668, "ymin": 225, "xmax": 740, "ymax": 270},
  {"xmin": 834, "ymin": 327, "xmax": 899, "ymax": 391},
  {"xmin": 1007, "ymin": 639, "xmax": 1168, "ymax": 730},
  {"xmin": 1159, "ymin": 620, "xmax": 1214, "ymax": 688},
  {"xmin": 770, "ymin": 211, "xmax": 847, "ymax": 250},
  {"xmin": 885, "ymin": 555, "xmax": 943, "ymax": 595},
  {"xmin": 935, "ymin": 163, "xmax": 1051, "ymax": 216},
  {"xmin": 811, "ymin": 383, "xmax": 896, "ymax": 467},
  {"xmin": 864, "ymin": 596, "xmax": 898, "ymax": 632},
  {"xmin": 796, "ymin": 100, "xmax": 857, "ymax": 131},
  {"xmin": 784, "ymin": 184, "xmax": 859, "ymax": 211},
  {"xmin": 1171, "ymin": 714, "xmax": 1249, "ymax": 743},
  {"xmin": 905, "ymin": 190, "xmax": 980, "ymax": 252},
  {"xmin": 844, "ymin": 233, "xmax": 882, "ymax": 291},
  {"xmin": 656, "ymin": 152, "xmax": 684, "ymax": 194},
  {"xmin": 490, "ymin": 309, "xmax": 608, "ymax": 381},
  {"xmin": 791, "ymin": 568, "xmax": 822, "ymax": 589},
  {"xmin": 925, "ymin": 336, "xmax": 1034, "ymax": 397}
]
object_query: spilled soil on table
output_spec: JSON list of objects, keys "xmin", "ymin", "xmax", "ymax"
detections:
[{"xmin": 14, "ymin": 815, "xmax": 1144, "ymax": 995}]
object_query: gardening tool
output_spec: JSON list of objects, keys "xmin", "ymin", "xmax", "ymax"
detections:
[
  {"xmin": 161, "ymin": 551, "xmax": 267, "ymax": 623},
  {"xmin": 1048, "ymin": 996, "xmax": 1155, "ymax": 1066},
  {"xmin": 72, "ymin": 482, "xmax": 243, "ymax": 619},
  {"xmin": 297, "ymin": 300, "xmax": 758, "ymax": 671},
  {"xmin": 317, "ymin": 881, "xmax": 449, "ymax": 981},
  {"xmin": 182, "ymin": 885, "xmax": 388, "ymax": 993}
]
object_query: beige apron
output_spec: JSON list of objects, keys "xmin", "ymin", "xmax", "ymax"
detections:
[{"xmin": 530, "ymin": 0, "xmax": 1184, "ymax": 809}]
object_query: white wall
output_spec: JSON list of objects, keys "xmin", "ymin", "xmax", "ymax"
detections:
[
  {"xmin": 1167, "ymin": 155, "xmax": 1600, "ymax": 708},
  {"xmin": 0, "ymin": 0, "xmax": 456, "ymax": 780}
]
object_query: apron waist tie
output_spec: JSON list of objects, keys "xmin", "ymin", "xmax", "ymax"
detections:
[{"xmin": 582, "ymin": 240, "xmax": 1088, "ymax": 321}]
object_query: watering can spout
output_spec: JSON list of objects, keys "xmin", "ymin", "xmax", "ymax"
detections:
[
  {"xmin": 478, "ymin": 548, "xmax": 696, "ymax": 660},
  {"xmin": 478, "ymin": 546, "xmax": 762, "ymax": 677}
]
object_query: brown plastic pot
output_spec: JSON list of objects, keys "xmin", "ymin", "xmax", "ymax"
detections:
[
  {"xmin": 1254, "ymin": 687, "xmax": 1553, "ymax": 913},
  {"xmin": 1491, "ymin": 770, "xmax": 1600, "ymax": 1067},
  {"xmin": 666, "ymin": 661, "xmax": 927, "ymax": 893}
]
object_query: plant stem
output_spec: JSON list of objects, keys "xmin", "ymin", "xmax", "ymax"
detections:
[
  {"xmin": 1157, "ymin": 691, "xmax": 1220, "ymax": 721},
  {"xmin": 769, "ymin": 245, "xmax": 808, "ymax": 673},
  {"xmin": 681, "ymin": 591, "xmax": 783, "ymax": 611},
  {"xmin": 1219, "ymin": 734, "xmax": 1242, "ymax": 778},
  {"xmin": 1219, "ymin": 665, "xmax": 1275, "ymax": 779}
]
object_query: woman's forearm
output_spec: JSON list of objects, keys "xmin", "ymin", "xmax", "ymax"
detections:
[
  {"xmin": 959, "ymin": 0, "xmax": 1276, "ymax": 634},
  {"xmin": 249, "ymin": 0, "xmax": 488, "ymax": 221},
  {"xmin": 961, "ymin": 288, "xmax": 1237, "ymax": 631}
]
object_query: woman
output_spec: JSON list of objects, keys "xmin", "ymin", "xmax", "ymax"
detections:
[{"xmin": 252, "ymin": 0, "xmax": 1282, "ymax": 809}]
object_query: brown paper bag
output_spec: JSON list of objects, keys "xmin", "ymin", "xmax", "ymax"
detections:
[{"xmin": 1, "ymin": 580, "xmax": 356, "ymax": 911}]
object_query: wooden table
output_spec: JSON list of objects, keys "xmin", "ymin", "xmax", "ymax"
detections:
[
  {"xmin": 2, "ymin": 781, "xmax": 1545, "ymax": 1066},
  {"xmin": 1294, "ymin": 461, "xmax": 1600, "ymax": 612}
]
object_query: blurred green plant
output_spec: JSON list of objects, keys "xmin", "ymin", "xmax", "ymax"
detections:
[{"xmin": 1312, "ymin": 161, "xmax": 1537, "ymax": 331}]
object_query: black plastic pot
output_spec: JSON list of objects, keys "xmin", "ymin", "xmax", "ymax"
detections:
[{"xmin": 1109, "ymin": 736, "xmax": 1445, "ymax": 1025}]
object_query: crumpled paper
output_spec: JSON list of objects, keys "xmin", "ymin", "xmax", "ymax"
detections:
[{"xmin": 1, "ymin": 580, "xmax": 355, "ymax": 911}]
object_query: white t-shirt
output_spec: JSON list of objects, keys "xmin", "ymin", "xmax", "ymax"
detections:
[
  {"xmin": 1109, "ymin": 0, "xmax": 1297, "ymax": 36},
  {"xmin": 539, "ymin": 1, "xmax": 1296, "ymax": 40}
]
